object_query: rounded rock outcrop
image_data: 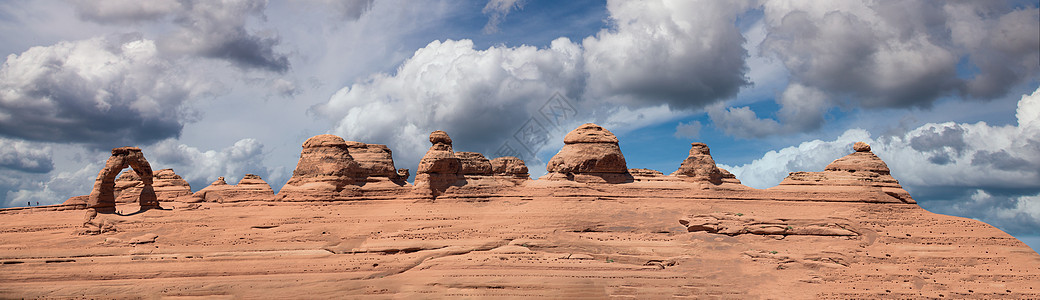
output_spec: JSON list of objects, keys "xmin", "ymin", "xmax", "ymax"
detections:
[
  {"xmin": 280, "ymin": 134, "xmax": 367, "ymax": 201},
  {"xmin": 490, "ymin": 156, "xmax": 529, "ymax": 177},
  {"xmin": 457, "ymin": 152, "xmax": 493, "ymax": 175},
  {"xmin": 543, "ymin": 123, "xmax": 632, "ymax": 183},
  {"xmin": 673, "ymin": 142, "xmax": 724, "ymax": 184}
]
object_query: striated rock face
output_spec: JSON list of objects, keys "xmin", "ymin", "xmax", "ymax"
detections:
[
  {"xmin": 543, "ymin": 123, "xmax": 632, "ymax": 183},
  {"xmin": 194, "ymin": 175, "xmax": 276, "ymax": 203},
  {"xmin": 280, "ymin": 134, "xmax": 366, "ymax": 201},
  {"xmin": 490, "ymin": 156, "xmax": 529, "ymax": 178},
  {"xmin": 87, "ymin": 147, "xmax": 159, "ymax": 212},
  {"xmin": 773, "ymin": 142, "xmax": 915, "ymax": 203},
  {"xmin": 673, "ymin": 143, "xmax": 724, "ymax": 184},
  {"xmin": 457, "ymin": 152, "xmax": 493, "ymax": 175},
  {"xmin": 346, "ymin": 141, "xmax": 407, "ymax": 184},
  {"xmin": 629, "ymin": 168, "xmax": 664, "ymax": 177},
  {"xmin": 414, "ymin": 131, "xmax": 462, "ymax": 197},
  {"xmin": 153, "ymin": 169, "xmax": 192, "ymax": 200}
]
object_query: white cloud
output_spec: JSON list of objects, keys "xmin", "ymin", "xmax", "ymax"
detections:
[
  {"xmin": 0, "ymin": 36, "xmax": 214, "ymax": 147},
  {"xmin": 674, "ymin": 121, "xmax": 703, "ymax": 139},
  {"xmin": 582, "ymin": 0, "xmax": 751, "ymax": 109},
  {"xmin": 482, "ymin": 0, "xmax": 526, "ymax": 34},
  {"xmin": 146, "ymin": 138, "xmax": 279, "ymax": 190},
  {"xmin": 317, "ymin": 0, "xmax": 753, "ymax": 176},
  {"xmin": 711, "ymin": 1, "xmax": 1040, "ymax": 139}
]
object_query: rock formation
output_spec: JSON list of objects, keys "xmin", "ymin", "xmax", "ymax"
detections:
[
  {"xmin": 542, "ymin": 123, "xmax": 633, "ymax": 183},
  {"xmin": 86, "ymin": 147, "xmax": 159, "ymax": 212},
  {"xmin": 771, "ymin": 142, "xmax": 915, "ymax": 203},
  {"xmin": 280, "ymin": 134, "xmax": 367, "ymax": 201},
  {"xmin": 153, "ymin": 169, "xmax": 192, "ymax": 200},
  {"xmin": 8, "ymin": 130, "xmax": 1040, "ymax": 299},
  {"xmin": 193, "ymin": 175, "xmax": 276, "ymax": 203},
  {"xmin": 457, "ymin": 152, "xmax": 493, "ymax": 176},
  {"xmin": 110, "ymin": 169, "xmax": 193, "ymax": 203},
  {"xmin": 345, "ymin": 141, "xmax": 408, "ymax": 185},
  {"xmin": 629, "ymin": 168, "xmax": 664, "ymax": 177},
  {"xmin": 490, "ymin": 156, "xmax": 529, "ymax": 178},
  {"xmin": 672, "ymin": 142, "xmax": 741, "ymax": 185},
  {"xmin": 413, "ymin": 131, "xmax": 463, "ymax": 197}
]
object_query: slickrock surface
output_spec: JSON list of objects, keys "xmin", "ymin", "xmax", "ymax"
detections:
[
  {"xmin": 2, "ymin": 185, "xmax": 1038, "ymax": 298},
  {"xmin": 280, "ymin": 134, "xmax": 367, "ymax": 201},
  {"xmin": 193, "ymin": 175, "xmax": 276, "ymax": 203},
  {"xmin": 771, "ymin": 142, "xmax": 915, "ymax": 203},
  {"xmin": 2, "ymin": 126, "xmax": 1038, "ymax": 298},
  {"xmin": 543, "ymin": 123, "xmax": 634, "ymax": 183}
]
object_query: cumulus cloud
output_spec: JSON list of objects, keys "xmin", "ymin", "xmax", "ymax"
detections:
[
  {"xmin": 318, "ymin": 0, "xmax": 753, "ymax": 174},
  {"xmin": 0, "ymin": 138, "xmax": 53, "ymax": 173},
  {"xmin": 714, "ymin": 1, "xmax": 1039, "ymax": 138},
  {"xmin": 146, "ymin": 138, "xmax": 278, "ymax": 190},
  {"xmin": 318, "ymin": 38, "xmax": 586, "ymax": 173},
  {"xmin": 582, "ymin": 0, "xmax": 751, "ymax": 108},
  {"xmin": 0, "ymin": 36, "xmax": 212, "ymax": 148},
  {"xmin": 482, "ymin": 0, "xmax": 525, "ymax": 34}
]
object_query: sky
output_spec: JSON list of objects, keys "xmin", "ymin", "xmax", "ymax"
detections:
[{"xmin": 0, "ymin": 0, "xmax": 1038, "ymax": 251}]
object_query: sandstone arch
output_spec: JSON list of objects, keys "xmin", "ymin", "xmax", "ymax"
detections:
[{"xmin": 87, "ymin": 147, "xmax": 160, "ymax": 212}]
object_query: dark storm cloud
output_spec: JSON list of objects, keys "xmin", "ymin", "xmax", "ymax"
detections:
[
  {"xmin": 762, "ymin": 1, "xmax": 1039, "ymax": 107},
  {"xmin": 909, "ymin": 125, "xmax": 968, "ymax": 153},
  {"xmin": 0, "ymin": 36, "xmax": 209, "ymax": 148},
  {"xmin": 582, "ymin": 1, "xmax": 752, "ymax": 110},
  {"xmin": 712, "ymin": 1, "xmax": 1040, "ymax": 139},
  {"xmin": 972, "ymin": 150, "xmax": 1035, "ymax": 171},
  {"xmin": 71, "ymin": 0, "xmax": 291, "ymax": 72},
  {"xmin": 0, "ymin": 138, "xmax": 53, "ymax": 173}
]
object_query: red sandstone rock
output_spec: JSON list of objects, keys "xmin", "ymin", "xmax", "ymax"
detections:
[
  {"xmin": 345, "ymin": 141, "xmax": 406, "ymax": 184},
  {"xmin": 629, "ymin": 168, "xmax": 664, "ymax": 177},
  {"xmin": 673, "ymin": 142, "xmax": 724, "ymax": 184},
  {"xmin": 457, "ymin": 152, "xmax": 493, "ymax": 175},
  {"xmin": 86, "ymin": 147, "xmax": 159, "ymax": 212},
  {"xmin": 280, "ymin": 134, "xmax": 366, "ymax": 201},
  {"xmin": 414, "ymin": 131, "xmax": 463, "ymax": 197},
  {"xmin": 153, "ymin": 169, "xmax": 192, "ymax": 200},
  {"xmin": 194, "ymin": 175, "xmax": 276, "ymax": 203},
  {"xmin": 543, "ymin": 123, "xmax": 632, "ymax": 183},
  {"xmin": 490, "ymin": 156, "xmax": 529, "ymax": 178}
]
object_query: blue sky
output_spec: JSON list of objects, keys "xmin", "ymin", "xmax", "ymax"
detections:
[{"xmin": 0, "ymin": 0, "xmax": 1038, "ymax": 251}]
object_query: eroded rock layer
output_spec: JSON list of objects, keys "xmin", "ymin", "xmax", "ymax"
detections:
[{"xmin": 193, "ymin": 175, "xmax": 276, "ymax": 203}]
